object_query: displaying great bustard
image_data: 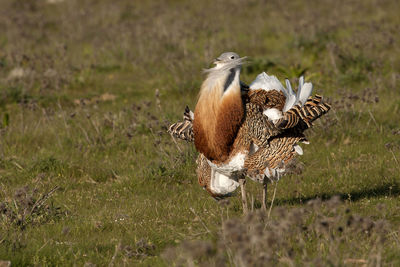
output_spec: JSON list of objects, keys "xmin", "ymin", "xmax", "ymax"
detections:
[{"xmin": 168, "ymin": 52, "xmax": 331, "ymax": 212}]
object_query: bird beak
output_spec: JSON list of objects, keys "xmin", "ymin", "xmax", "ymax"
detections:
[
  {"xmin": 213, "ymin": 58, "xmax": 221, "ymax": 65},
  {"xmin": 237, "ymin": 56, "xmax": 248, "ymax": 65}
]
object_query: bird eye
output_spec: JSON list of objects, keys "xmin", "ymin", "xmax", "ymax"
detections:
[{"xmin": 230, "ymin": 56, "xmax": 235, "ymax": 59}]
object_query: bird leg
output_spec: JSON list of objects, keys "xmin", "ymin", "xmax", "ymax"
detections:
[
  {"xmin": 268, "ymin": 181, "xmax": 278, "ymax": 218},
  {"xmin": 239, "ymin": 178, "xmax": 248, "ymax": 214},
  {"xmin": 262, "ymin": 179, "xmax": 268, "ymax": 212}
]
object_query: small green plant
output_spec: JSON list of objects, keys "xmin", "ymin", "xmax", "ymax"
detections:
[
  {"xmin": 0, "ymin": 186, "xmax": 63, "ymax": 230},
  {"xmin": 2, "ymin": 113, "xmax": 9, "ymax": 127}
]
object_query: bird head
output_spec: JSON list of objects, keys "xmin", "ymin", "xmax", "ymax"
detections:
[{"xmin": 210, "ymin": 52, "xmax": 247, "ymax": 71}]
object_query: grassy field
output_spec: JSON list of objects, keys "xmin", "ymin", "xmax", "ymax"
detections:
[{"xmin": 0, "ymin": 0, "xmax": 399, "ymax": 265}]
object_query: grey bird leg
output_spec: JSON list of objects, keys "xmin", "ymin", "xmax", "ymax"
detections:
[
  {"xmin": 262, "ymin": 179, "xmax": 268, "ymax": 212},
  {"xmin": 239, "ymin": 178, "xmax": 248, "ymax": 214}
]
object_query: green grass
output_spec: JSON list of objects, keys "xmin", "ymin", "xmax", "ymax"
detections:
[{"xmin": 0, "ymin": 0, "xmax": 400, "ymax": 265}]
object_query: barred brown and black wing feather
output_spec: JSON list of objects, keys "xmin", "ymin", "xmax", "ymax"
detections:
[
  {"xmin": 167, "ymin": 106, "xmax": 194, "ymax": 142},
  {"xmin": 276, "ymin": 94, "xmax": 331, "ymax": 130},
  {"xmin": 168, "ymin": 120, "xmax": 194, "ymax": 142},
  {"xmin": 183, "ymin": 106, "xmax": 193, "ymax": 122}
]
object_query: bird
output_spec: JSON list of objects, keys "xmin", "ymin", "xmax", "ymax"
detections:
[{"xmin": 168, "ymin": 53, "xmax": 331, "ymax": 212}]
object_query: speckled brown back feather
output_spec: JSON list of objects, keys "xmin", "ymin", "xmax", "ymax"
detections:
[{"xmin": 248, "ymin": 89, "xmax": 286, "ymax": 111}]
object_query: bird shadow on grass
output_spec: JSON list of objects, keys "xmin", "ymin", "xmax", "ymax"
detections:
[{"xmin": 274, "ymin": 182, "xmax": 400, "ymax": 206}]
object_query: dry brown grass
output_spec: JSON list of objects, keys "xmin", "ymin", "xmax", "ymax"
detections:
[{"xmin": 163, "ymin": 197, "xmax": 393, "ymax": 266}]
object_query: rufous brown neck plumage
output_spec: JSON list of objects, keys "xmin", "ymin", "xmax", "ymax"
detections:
[{"xmin": 193, "ymin": 66, "xmax": 244, "ymax": 163}]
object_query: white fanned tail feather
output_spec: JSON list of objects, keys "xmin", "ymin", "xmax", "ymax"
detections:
[
  {"xmin": 249, "ymin": 72, "xmax": 288, "ymax": 96},
  {"xmin": 283, "ymin": 79, "xmax": 297, "ymax": 112}
]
